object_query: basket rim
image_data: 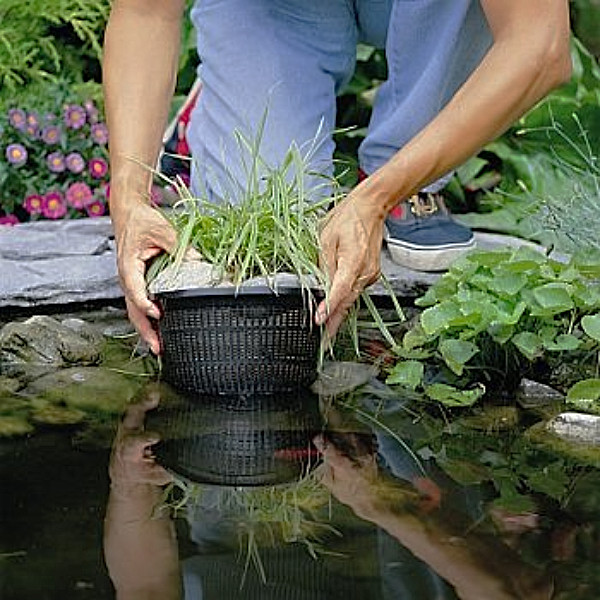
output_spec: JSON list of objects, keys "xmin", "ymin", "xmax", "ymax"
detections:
[{"xmin": 152, "ymin": 284, "xmax": 324, "ymax": 301}]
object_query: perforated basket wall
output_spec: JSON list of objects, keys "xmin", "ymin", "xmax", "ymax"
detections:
[{"xmin": 156, "ymin": 287, "xmax": 322, "ymax": 395}]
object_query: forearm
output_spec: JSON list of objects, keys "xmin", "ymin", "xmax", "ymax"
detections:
[
  {"xmin": 365, "ymin": 503, "xmax": 549, "ymax": 600},
  {"xmin": 104, "ymin": 484, "xmax": 181, "ymax": 600},
  {"xmin": 364, "ymin": 0, "xmax": 572, "ymax": 213},
  {"xmin": 103, "ymin": 0, "xmax": 185, "ymax": 218}
]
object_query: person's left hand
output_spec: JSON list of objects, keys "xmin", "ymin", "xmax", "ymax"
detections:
[{"xmin": 315, "ymin": 187, "xmax": 385, "ymax": 337}]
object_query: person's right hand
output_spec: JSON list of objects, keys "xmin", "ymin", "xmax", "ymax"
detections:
[{"xmin": 111, "ymin": 199, "xmax": 178, "ymax": 354}]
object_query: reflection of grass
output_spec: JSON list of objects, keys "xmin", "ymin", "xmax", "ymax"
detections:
[{"xmin": 160, "ymin": 469, "xmax": 339, "ymax": 588}]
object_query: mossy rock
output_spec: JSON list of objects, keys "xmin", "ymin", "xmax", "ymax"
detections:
[
  {"xmin": 0, "ymin": 415, "xmax": 34, "ymax": 437},
  {"xmin": 23, "ymin": 366, "xmax": 146, "ymax": 416},
  {"xmin": 456, "ymin": 405, "xmax": 520, "ymax": 433},
  {"xmin": 0, "ymin": 394, "xmax": 31, "ymax": 416},
  {"xmin": 526, "ymin": 420, "xmax": 600, "ymax": 468},
  {"xmin": 31, "ymin": 404, "xmax": 87, "ymax": 426},
  {"xmin": 0, "ymin": 376, "xmax": 21, "ymax": 395}
]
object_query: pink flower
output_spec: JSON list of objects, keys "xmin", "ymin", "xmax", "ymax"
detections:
[
  {"xmin": 7, "ymin": 108, "xmax": 26, "ymax": 131},
  {"xmin": 41, "ymin": 191, "xmax": 67, "ymax": 219},
  {"xmin": 85, "ymin": 199, "xmax": 106, "ymax": 218},
  {"xmin": 89, "ymin": 157, "xmax": 108, "ymax": 179},
  {"xmin": 24, "ymin": 194, "xmax": 44, "ymax": 215},
  {"xmin": 65, "ymin": 182, "xmax": 93, "ymax": 209},
  {"xmin": 41, "ymin": 125, "xmax": 62, "ymax": 145},
  {"xmin": 0, "ymin": 214, "xmax": 19, "ymax": 226},
  {"xmin": 6, "ymin": 143, "xmax": 28, "ymax": 167}
]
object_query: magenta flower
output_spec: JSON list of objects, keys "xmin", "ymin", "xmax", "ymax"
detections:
[
  {"xmin": 90, "ymin": 123, "xmax": 109, "ymax": 145},
  {"xmin": 66, "ymin": 182, "xmax": 93, "ymax": 209},
  {"xmin": 85, "ymin": 199, "xmax": 106, "ymax": 218},
  {"xmin": 89, "ymin": 157, "xmax": 109, "ymax": 179},
  {"xmin": 41, "ymin": 125, "xmax": 61, "ymax": 145},
  {"xmin": 24, "ymin": 194, "xmax": 44, "ymax": 215},
  {"xmin": 65, "ymin": 152, "xmax": 85, "ymax": 174},
  {"xmin": 0, "ymin": 214, "xmax": 19, "ymax": 226},
  {"xmin": 41, "ymin": 191, "xmax": 67, "ymax": 219},
  {"xmin": 8, "ymin": 108, "xmax": 26, "ymax": 131},
  {"xmin": 6, "ymin": 143, "xmax": 28, "ymax": 167},
  {"xmin": 63, "ymin": 104, "xmax": 87, "ymax": 130},
  {"xmin": 46, "ymin": 151, "xmax": 66, "ymax": 173}
]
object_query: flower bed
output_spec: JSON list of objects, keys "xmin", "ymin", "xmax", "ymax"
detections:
[{"xmin": 0, "ymin": 99, "xmax": 110, "ymax": 225}]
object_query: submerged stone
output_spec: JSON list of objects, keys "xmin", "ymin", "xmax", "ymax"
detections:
[
  {"xmin": 457, "ymin": 405, "xmax": 520, "ymax": 432},
  {"xmin": 31, "ymin": 404, "xmax": 87, "ymax": 426},
  {"xmin": 0, "ymin": 415, "xmax": 34, "ymax": 437},
  {"xmin": 23, "ymin": 366, "xmax": 144, "ymax": 415}
]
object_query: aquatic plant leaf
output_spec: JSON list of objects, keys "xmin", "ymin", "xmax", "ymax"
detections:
[
  {"xmin": 526, "ymin": 462, "xmax": 569, "ymax": 500},
  {"xmin": 424, "ymin": 383, "xmax": 485, "ymax": 407},
  {"xmin": 512, "ymin": 331, "xmax": 543, "ymax": 360},
  {"xmin": 566, "ymin": 378, "xmax": 600, "ymax": 403},
  {"xmin": 532, "ymin": 283, "xmax": 575, "ymax": 312},
  {"xmin": 543, "ymin": 333, "xmax": 582, "ymax": 352},
  {"xmin": 420, "ymin": 301, "xmax": 461, "ymax": 336},
  {"xmin": 386, "ymin": 360, "xmax": 424, "ymax": 390},
  {"xmin": 487, "ymin": 271, "xmax": 528, "ymax": 296},
  {"xmin": 439, "ymin": 339, "xmax": 479, "ymax": 375},
  {"xmin": 581, "ymin": 313, "xmax": 600, "ymax": 341}
]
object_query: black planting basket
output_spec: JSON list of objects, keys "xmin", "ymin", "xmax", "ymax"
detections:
[
  {"xmin": 155, "ymin": 286, "xmax": 323, "ymax": 396},
  {"xmin": 147, "ymin": 388, "xmax": 323, "ymax": 487}
]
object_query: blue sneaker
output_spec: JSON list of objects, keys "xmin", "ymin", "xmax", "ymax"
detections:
[{"xmin": 384, "ymin": 193, "xmax": 475, "ymax": 272}]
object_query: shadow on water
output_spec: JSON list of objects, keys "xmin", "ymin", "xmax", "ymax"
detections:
[{"xmin": 2, "ymin": 369, "xmax": 600, "ymax": 599}]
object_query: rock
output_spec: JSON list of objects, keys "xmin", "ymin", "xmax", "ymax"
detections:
[
  {"xmin": 526, "ymin": 413, "xmax": 600, "ymax": 467},
  {"xmin": 0, "ymin": 376, "xmax": 21, "ymax": 395},
  {"xmin": 0, "ymin": 415, "xmax": 34, "ymax": 437},
  {"xmin": 311, "ymin": 361, "xmax": 379, "ymax": 397},
  {"xmin": 516, "ymin": 378, "xmax": 564, "ymax": 409},
  {"xmin": 23, "ymin": 366, "xmax": 145, "ymax": 415},
  {"xmin": 457, "ymin": 405, "xmax": 520, "ymax": 432},
  {"xmin": 148, "ymin": 258, "xmax": 225, "ymax": 294},
  {"xmin": 0, "ymin": 316, "xmax": 103, "ymax": 380},
  {"xmin": 31, "ymin": 404, "xmax": 87, "ymax": 427},
  {"xmin": 0, "ymin": 217, "xmax": 122, "ymax": 308},
  {"xmin": 547, "ymin": 412, "xmax": 600, "ymax": 446}
]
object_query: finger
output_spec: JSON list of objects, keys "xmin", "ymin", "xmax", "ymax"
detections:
[
  {"xmin": 126, "ymin": 298, "xmax": 161, "ymax": 355},
  {"xmin": 120, "ymin": 253, "xmax": 162, "ymax": 320},
  {"xmin": 315, "ymin": 264, "xmax": 355, "ymax": 326}
]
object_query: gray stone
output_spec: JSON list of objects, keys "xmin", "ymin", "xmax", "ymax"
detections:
[
  {"xmin": 0, "ymin": 315, "xmax": 103, "ymax": 379},
  {"xmin": 0, "ymin": 217, "xmax": 122, "ymax": 307},
  {"xmin": 516, "ymin": 378, "xmax": 564, "ymax": 409},
  {"xmin": 547, "ymin": 412, "xmax": 600, "ymax": 446},
  {"xmin": 311, "ymin": 361, "xmax": 379, "ymax": 397}
]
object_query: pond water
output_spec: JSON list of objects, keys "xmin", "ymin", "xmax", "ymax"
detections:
[{"xmin": 2, "ymin": 363, "xmax": 599, "ymax": 600}]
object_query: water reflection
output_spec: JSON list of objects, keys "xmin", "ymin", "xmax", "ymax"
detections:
[{"xmin": 104, "ymin": 382, "xmax": 554, "ymax": 599}]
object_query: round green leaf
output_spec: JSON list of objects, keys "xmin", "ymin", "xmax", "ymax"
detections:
[
  {"xmin": 386, "ymin": 360, "xmax": 424, "ymax": 390},
  {"xmin": 582, "ymin": 314, "xmax": 600, "ymax": 342},
  {"xmin": 566, "ymin": 378, "xmax": 600, "ymax": 402},
  {"xmin": 511, "ymin": 331, "xmax": 543, "ymax": 361},
  {"xmin": 439, "ymin": 339, "xmax": 479, "ymax": 375}
]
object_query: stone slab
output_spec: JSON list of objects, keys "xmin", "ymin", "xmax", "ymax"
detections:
[{"xmin": 0, "ymin": 219, "xmax": 542, "ymax": 308}]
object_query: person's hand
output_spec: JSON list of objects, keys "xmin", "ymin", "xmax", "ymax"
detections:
[
  {"xmin": 111, "ymin": 198, "xmax": 178, "ymax": 354},
  {"xmin": 109, "ymin": 386, "xmax": 173, "ymax": 496},
  {"xmin": 315, "ymin": 188, "xmax": 385, "ymax": 337}
]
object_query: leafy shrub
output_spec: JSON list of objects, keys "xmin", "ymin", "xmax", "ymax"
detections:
[
  {"xmin": 0, "ymin": 0, "xmax": 109, "ymax": 101},
  {"xmin": 386, "ymin": 246, "xmax": 600, "ymax": 408}
]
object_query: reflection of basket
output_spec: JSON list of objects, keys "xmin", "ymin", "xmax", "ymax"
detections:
[
  {"xmin": 156, "ymin": 286, "xmax": 322, "ymax": 396},
  {"xmin": 147, "ymin": 387, "xmax": 322, "ymax": 486}
]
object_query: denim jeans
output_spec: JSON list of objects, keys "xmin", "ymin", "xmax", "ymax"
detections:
[{"xmin": 188, "ymin": 0, "xmax": 491, "ymax": 199}]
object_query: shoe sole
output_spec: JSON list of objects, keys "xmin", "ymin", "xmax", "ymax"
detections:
[{"xmin": 385, "ymin": 236, "xmax": 476, "ymax": 272}]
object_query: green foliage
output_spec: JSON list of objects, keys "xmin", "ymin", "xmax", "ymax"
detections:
[
  {"xmin": 386, "ymin": 246, "xmax": 600, "ymax": 407},
  {"xmin": 451, "ymin": 38, "xmax": 600, "ymax": 252},
  {"xmin": 0, "ymin": 0, "xmax": 110, "ymax": 103}
]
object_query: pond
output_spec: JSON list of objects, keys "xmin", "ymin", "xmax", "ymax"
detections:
[{"xmin": 1, "ymin": 317, "xmax": 598, "ymax": 600}]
